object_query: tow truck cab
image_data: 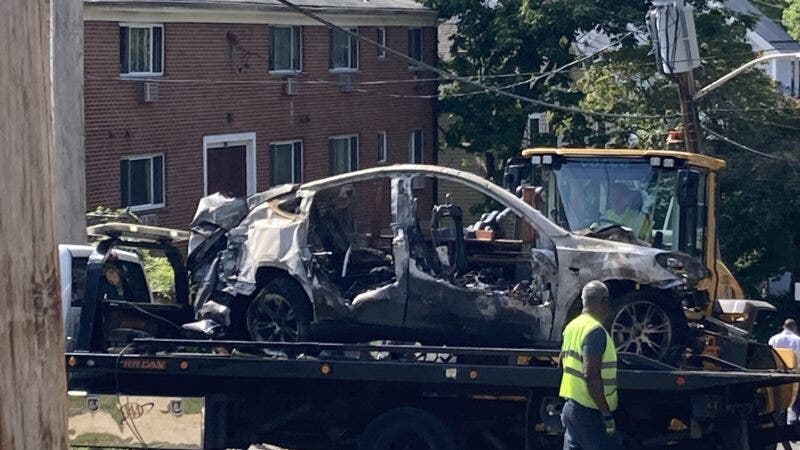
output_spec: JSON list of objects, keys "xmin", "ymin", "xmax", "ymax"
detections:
[
  {"xmin": 74, "ymin": 223, "xmax": 192, "ymax": 353},
  {"xmin": 59, "ymin": 244, "xmax": 151, "ymax": 349}
]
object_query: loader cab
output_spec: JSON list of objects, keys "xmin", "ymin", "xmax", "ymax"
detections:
[{"xmin": 519, "ymin": 148, "xmax": 744, "ymax": 310}]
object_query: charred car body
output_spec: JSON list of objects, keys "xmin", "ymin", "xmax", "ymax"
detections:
[{"xmin": 184, "ymin": 165, "xmax": 715, "ymax": 361}]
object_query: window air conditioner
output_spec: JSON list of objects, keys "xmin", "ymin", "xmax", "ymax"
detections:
[
  {"xmin": 137, "ymin": 81, "xmax": 159, "ymax": 103},
  {"xmin": 284, "ymin": 77, "xmax": 298, "ymax": 96}
]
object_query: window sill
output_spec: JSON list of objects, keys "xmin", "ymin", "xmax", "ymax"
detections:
[
  {"xmin": 408, "ymin": 65, "xmax": 426, "ymax": 72},
  {"xmin": 269, "ymin": 70, "xmax": 302, "ymax": 76},
  {"xmin": 128, "ymin": 203, "xmax": 165, "ymax": 212},
  {"xmin": 120, "ymin": 73, "xmax": 164, "ymax": 80},
  {"xmin": 378, "ymin": 55, "xmax": 387, "ymax": 61},
  {"xmin": 329, "ymin": 68, "xmax": 359, "ymax": 74}
]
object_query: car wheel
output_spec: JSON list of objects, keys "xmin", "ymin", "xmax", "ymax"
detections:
[
  {"xmin": 606, "ymin": 292, "xmax": 687, "ymax": 362},
  {"xmin": 246, "ymin": 279, "xmax": 310, "ymax": 342}
]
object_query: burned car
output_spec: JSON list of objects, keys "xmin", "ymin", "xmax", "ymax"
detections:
[{"xmin": 185, "ymin": 165, "xmax": 707, "ymax": 360}]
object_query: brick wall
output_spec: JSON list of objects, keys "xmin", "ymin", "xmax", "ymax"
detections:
[{"xmin": 84, "ymin": 21, "xmax": 437, "ymax": 229}]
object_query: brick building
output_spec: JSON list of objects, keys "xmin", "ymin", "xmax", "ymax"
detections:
[{"xmin": 83, "ymin": 0, "xmax": 439, "ymax": 229}]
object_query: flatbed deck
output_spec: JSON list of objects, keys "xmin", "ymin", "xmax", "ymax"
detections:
[
  {"xmin": 67, "ymin": 339, "xmax": 800, "ymax": 394},
  {"xmin": 66, "ymin": 339, "xmax": 800, "ymax": 450}
]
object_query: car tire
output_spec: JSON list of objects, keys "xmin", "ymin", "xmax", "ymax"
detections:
[
  {"xmin": 357, "ymin": 407, "xmax": 459, "ymax": 450},
  {"xmin": 246, "ymin": 278, "xmax": 311, "ymax": 342},
  {"xmin": 605, "ymin": 291, "xmax": 688, "ymax": 363}
]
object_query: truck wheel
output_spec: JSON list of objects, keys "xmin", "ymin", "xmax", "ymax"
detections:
[
  {"xmin": 606, "ymin": 291, "xmax": 687, "ymax": 362},
  {"xmin": 246, "ymin": 278, "xmax": 311, "ymax": 342},
  {"xmin": 358, "ymin": 407, "xmax": 459, "ymax": 450}
]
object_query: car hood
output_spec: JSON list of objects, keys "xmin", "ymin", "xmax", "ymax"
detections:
[{"xmin": 551, "ymin": 233, "xmax": 704, "ymax": 289}]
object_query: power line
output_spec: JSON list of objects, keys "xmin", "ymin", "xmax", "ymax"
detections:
[
  {"xmin": 447, "ymin": 31, "xmax": 636, "ymax": 99},
  {"xmin": 268, "ymin": 0, "xmax": 667, "ymax": 121},
  {"xmin": 715, "ymin": 113, "xmax": 800, "ymax": 132},
  {"xmin": 746, "ymin": 0, "xmax": 785, "ymax": 11},
  {"xmin": 706, "ymin": 106, "xmax": 800, "ymax": 112},
  {"xmin": 702, "ymin": 125, "xmax": 785, "ymax": 160}
]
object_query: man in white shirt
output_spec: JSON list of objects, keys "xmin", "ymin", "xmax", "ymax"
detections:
[
  {"xmin": 769, "ymin": 319, "xmax": 800, "ymax": 427},
  {"xmin": 769, "ymin": 319, "xmax": 800, "ymax": 360}
]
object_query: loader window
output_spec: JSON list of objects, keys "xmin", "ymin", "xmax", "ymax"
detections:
[{"xmin": 537, "ymin": 157, "xmax": 708, "ymax": 258}]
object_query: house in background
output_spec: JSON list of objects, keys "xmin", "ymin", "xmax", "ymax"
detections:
[
  {"xmin": 83, "ymin": 0, "xmax": 438, "ymax": 229},
  {"xmin": 726, "ymin": 0, "xmax": 800, "ymax": 97}
]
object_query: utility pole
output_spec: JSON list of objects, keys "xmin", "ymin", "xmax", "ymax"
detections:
[
  {"xmin": 52, "ymin": 0, "xmax": 87, "ymax": 244},
  {"xmin": 674, "ymin": 71, "xmax": 704, "ymax": 154},
  {"xmin": 648, "ymin": 0, "xmax": 704, "ymax": 154},
  {"xmin": 0, "ymin": 0, "xmax": 69, "ymax": 449}
]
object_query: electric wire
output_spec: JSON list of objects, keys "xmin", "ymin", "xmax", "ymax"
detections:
[
  {"xmin": 702, "ymin": 125, "xmax": 785, "ymax": 160},
  {"xmin": 748, "ymin": 0, "xmax": 785, "ymax": 10},
  {"xmin": 438, "ymin": 31, "xmax": 636, "ymax": 99},
  {"xmin": 266, "ymin": 0, "xmax": 667, "ymax": 120},
  {"xmin": 85, "ymin": 50, "xmax": 768, "ymax": 91},
  {"xmin": 715, "ymin": 113, "xmax": 800, "ymax": 132}
]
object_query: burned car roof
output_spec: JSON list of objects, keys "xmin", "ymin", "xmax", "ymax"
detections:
[{"xmin": 296, "ymin": 164, "xmax": 569, "ymax": 239}]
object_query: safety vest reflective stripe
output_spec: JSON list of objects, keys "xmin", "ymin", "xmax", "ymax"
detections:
[
  {"xmin": 562, "ymin": 350, "xmax": 617, "ymax": 369},
  {"xmin": 562, "ymin": 367, "xmax": 617, "ymax": 386},
  {"xmin": 559, "ymin": 313, "xmax": 619, "ymax": 411}
]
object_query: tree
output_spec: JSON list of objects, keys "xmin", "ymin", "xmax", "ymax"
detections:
[
  {"xmin": 784, "ymin": 0, "xmax": 800, "ymax": 38},
  {"xmin": 427, "ymin": 0, "xmax": 800, "ymax": 301},
  {"xmin": 429, "ymin": 0, "xmax": 649, "ymax": 173}
]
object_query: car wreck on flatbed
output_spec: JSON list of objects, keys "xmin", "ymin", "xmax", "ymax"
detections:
[
  {"xmin": 67, "ymin": 206, "xmax": 800, "ymax": 450},
  {"xmin": 185, "ymin": 164, "xmax": 718, "ymax": 361}
]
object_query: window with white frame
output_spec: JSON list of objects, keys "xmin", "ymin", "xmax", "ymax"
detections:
[
  {"xmin": 408, "ymin": 28, "xmax": 422, "ymax": 65},
  {"xmin": 270, "ymin": 26, "xmax": 302, "ymax": 72},
  {"xmin": 270, "ymin": 140, "xmax": 303, "ymax": 185},
  {"xmin": 119, "ymin": 24, "xmax": 163, "ymax": 75},
  {"xmin": 120, "ymin": 154, "xmax": 164, "ymax": 210},
  {"xmin": 410, "ymin": 129, "xmax": 423, "ymax": 163},
  {"xmin": 329, "ymin": 135, "xmax": 359, "ymax": 174},
  {"xmin": 377, "ymin": 28, "xmax": 386, "ymax": 59},
  {"xmin": 329, "ymin": 27, "xmax": 359, "ymax": 70},
  {"xmin": 377, "ymin": 131, "xmax": 388, "ymax": 163}
]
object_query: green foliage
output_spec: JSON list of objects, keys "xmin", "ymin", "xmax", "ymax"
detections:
[
  {"xmin": 429, "ymin": 0, "xmax": 800, "ymax": 298},
  {"xmin": 138, "ymin": 250, "xmax": 175, "ymax": 298},
  {"xmin": 784, "ymin": 0, "xmax": 800, "ymax": 39}
]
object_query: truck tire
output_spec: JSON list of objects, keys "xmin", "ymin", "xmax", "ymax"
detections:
[
  {"xmin": 357, "ymin": 407, "xmax": 459, "ymax": 450},
  {"xmin": 246, "ymin": 278, "xmax": 311, "ymax": 342},
  {"xmin": 605, "ymin": 291, "xmax": 688, "ymax": 362}
]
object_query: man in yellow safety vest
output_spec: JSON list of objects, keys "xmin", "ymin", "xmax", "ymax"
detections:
[{"xmin": 559, "ymin": 280, "xmax": 621, "ymax": 450}]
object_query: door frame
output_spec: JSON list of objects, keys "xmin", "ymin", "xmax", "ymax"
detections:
[{"xmin": 202, "ymin": 132, "xmax": 257, "ymax": 197}]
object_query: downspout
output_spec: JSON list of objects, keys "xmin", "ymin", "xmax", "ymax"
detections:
[{"xmin": 431, "ymin": 22, "xmax": 440, "ymax": 202}]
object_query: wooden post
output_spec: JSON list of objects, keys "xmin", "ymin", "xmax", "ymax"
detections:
[
  {"xmin": 52, "ymin": 0, "xmax": 86, "ymax": 244},
  {"xmin": 0, "ymin": 0, "xmax": 69, "ymax": 448},
  {"xmin": 674, "ymin": 71, "xmax": 705, "ymax": 154}
]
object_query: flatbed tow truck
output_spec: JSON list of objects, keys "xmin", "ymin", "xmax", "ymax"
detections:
[{"xmin": 67, "ymin": 225, "xmax": 800, "ymax": 450}]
